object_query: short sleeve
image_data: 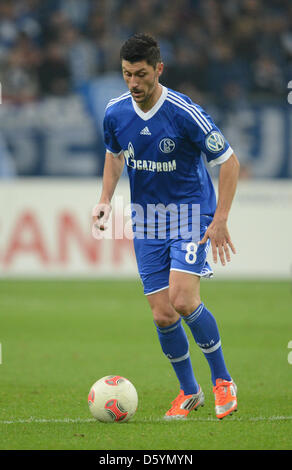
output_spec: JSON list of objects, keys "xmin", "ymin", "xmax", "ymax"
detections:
[
  {"xmin": 103, "ymin": 111, "xmax": 122, "ymax": 157},
  {"xmin": 184, "ymin": 104, "xmax": 233, "ymax": 167}
]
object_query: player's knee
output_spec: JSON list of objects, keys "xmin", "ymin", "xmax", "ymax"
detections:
[
  {"xmin": 169, "ymin": 290, "xmax": 201, "ymax": 316},
  {"xmin": 171, "ymin": 298, "xmax": 192, "ymax": 315},
  {"xmin": 152, "ymin": 306, "xmax": 179, "ymax": 328}
]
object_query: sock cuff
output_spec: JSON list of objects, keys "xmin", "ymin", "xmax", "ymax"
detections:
[
  {"xmin": 155, "ymin": 317, "xmax": 182, "ymax": 335},
  {"xmin": 183, "ymin": 303, "xmax": 204, "ymax": 325},
  {"xmin": 168, "ymin": 351, "xmax": 190, "ymax": 363}
]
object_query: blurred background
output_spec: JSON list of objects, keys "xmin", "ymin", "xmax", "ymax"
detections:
[
  {"xmin": 0, "ymin": 0, "xmax": 291, "ymax": 279},
  {"xmin": 0, "ymin": 0, "xmax": 292, "ymax": 178}
]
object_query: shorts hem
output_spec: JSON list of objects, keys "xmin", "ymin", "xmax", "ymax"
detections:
[
  {"xmin": 144, "ymin": 285, "xmax": 169, "ymax": 296},
  {"xmin": 170, "ymin": 268, "xmax": 213, "ymax": 278}
]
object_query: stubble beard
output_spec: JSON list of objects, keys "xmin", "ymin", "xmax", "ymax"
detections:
[{"xmin": 132, "ymin": 77, "xmax": 158, "ymax": 109}]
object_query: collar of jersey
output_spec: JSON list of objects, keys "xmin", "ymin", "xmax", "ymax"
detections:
[{"xmin": 131, "ymin": 85, "xmax": 168, "ymax": 121}]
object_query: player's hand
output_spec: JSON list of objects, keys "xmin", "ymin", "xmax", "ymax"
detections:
[
  {"xmin": 92, "ymin": 202, "xmax": 112, "ymax": 239},
  {"xmin": 198, "ymin": 218, "xmax": 236, "ymax": 266}
]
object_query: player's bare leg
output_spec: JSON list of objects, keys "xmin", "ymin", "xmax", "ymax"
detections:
[
  {"xmin": 168, "ymin": 270, "xmax": 201, "ymax": 316},
  {"xmin": 147, "ymin": 287, "xmax": 179, "ymax": 327}
]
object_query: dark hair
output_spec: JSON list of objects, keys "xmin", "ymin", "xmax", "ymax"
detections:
[{"xmin": 120, "ymin": 33, "xmax": 161, "ymax": 68}]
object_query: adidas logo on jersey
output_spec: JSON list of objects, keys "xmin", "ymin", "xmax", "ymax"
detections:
[{"xmin": 140, "ymin": 126, "xmax": 151, "ymax": 135}]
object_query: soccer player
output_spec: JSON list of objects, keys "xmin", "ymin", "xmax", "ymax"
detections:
[{"xmin": 92, "ymin": 34, "xmax": 240, "ymax": 420}]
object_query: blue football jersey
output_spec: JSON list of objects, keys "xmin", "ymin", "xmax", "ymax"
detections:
[{"xmin": 103, "ymin": 85, "xmax": 233, "ymax": 217}]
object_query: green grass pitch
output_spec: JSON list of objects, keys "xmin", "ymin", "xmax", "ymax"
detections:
[{"xmin": 0, "ymin": 279, "xmax": 291, "ymax": 450}]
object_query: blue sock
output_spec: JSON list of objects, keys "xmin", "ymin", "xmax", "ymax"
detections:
[
  {"xmin": 156, "ymin": 318, "xmax": 199, "ymax": 395},
  {"xmin": 183, "ymin": 303, "xmax": 231, "ymax": 386}
]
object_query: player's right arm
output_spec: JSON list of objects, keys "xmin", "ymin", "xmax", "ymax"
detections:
[
  {"xmin": 92, "ymin": 103, "xmax": 124, "ymax": 237},
  {"xmin": 92, "ymin": 151, "xmax": 124, "ymax": 237}
]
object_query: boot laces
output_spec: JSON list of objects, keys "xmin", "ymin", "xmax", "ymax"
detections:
[{"xmin": 214, "ymin": 381, "xmax": 230, "ymax": 405}]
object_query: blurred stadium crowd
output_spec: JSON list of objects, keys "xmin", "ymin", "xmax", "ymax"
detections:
[
  {"xmin": 0, "ymin": 0, "xmax": 291, "ymax": 102},
  {"xmin": 0, "ymin": 0, "xmax": 291, "ymax": 178}
]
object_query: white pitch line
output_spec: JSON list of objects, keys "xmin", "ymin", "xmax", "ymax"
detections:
[
  {"xmin": 0, "ymin": 418, "xmax": 95, "ymax": 425},
  {"xmin": 0, "ymin": 416, "xmax": 292, "ymax": 425}
]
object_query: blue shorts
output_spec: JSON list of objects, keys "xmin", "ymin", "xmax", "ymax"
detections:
[{"xmin": 133, "ymin": 215, "xmax": 213, "ymax": 295}]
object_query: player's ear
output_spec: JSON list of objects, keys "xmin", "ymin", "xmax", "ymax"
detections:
[{"xmin": 156, "ymin": 62, "xmax": 164, "ymax": 77}]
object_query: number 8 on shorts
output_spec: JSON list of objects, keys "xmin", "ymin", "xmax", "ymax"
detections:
[{"xmin": 185, "ymin": 242, "xmax": 198, "ymax": 264}]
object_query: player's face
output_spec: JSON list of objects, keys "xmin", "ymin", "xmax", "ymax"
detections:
[{"xmin": 122, "ymin": 60, "xmax": 163, "ymax": 110}]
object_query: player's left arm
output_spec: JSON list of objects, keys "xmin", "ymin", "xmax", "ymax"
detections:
[{"xmin": 199, "ymin": 152, "xmax": 240, "ymax": 265}]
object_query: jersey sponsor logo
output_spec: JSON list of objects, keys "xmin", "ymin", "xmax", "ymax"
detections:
[
  {"xmin": 124, "ymin": 141, "xmax": 177, "ymax": 173},
  {"xmin": 159, "ymin": 138, "xmax": 176, "ymax": 153},
  {"xmin": 205, "ymin": 131, "xmax": 225, "ymax": 153},
  {"xmin": 126, "ymin": 157, "xmax": 177, "ymax": 172},
  {"xmin": 127, "ymin": 141, "xmax": 135, "ymax": 158}
]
